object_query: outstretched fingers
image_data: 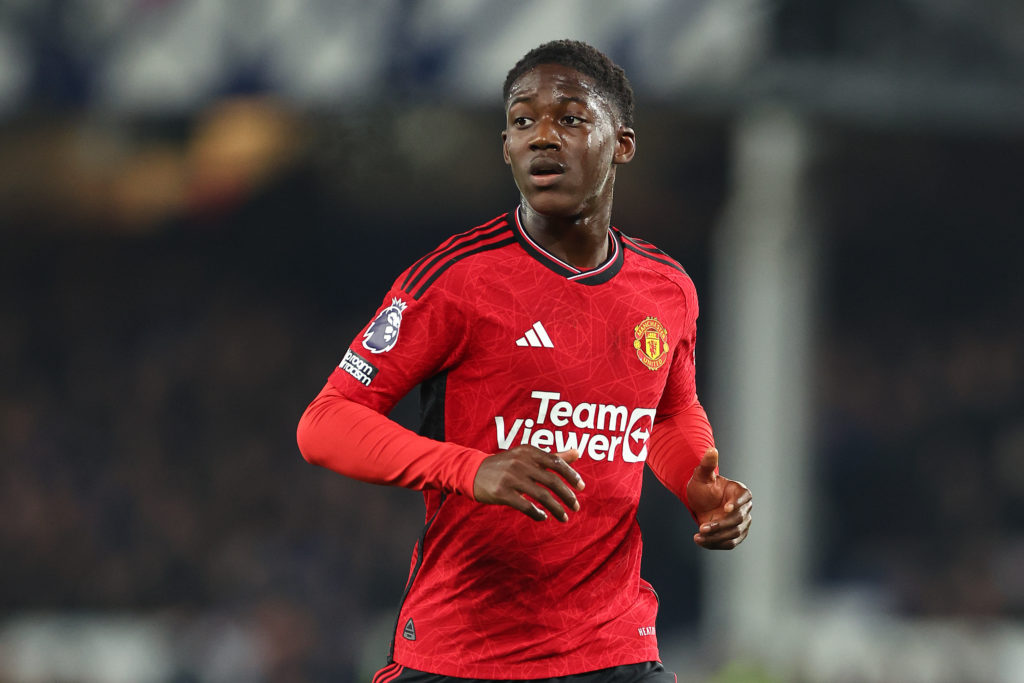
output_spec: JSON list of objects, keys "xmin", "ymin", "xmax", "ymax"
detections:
[
  {"xmin": 548, "ymin": 449, "xmax": 586, "ymax": 491},
  {"xmin": 509, "ymin": 492, "xmax": 552, "ymax": 522},
  {"xmin": 473, "ymin": 446, "xmax": 585, "ymax": 522},
  {"xmin": 524, "ymin": 450, "xmax": 583, "ymax": 521}
]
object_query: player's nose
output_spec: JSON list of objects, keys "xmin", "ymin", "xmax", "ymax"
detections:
[{"xmin": 528, "ymin": 118, "xmax": 561, "ymax": 150}]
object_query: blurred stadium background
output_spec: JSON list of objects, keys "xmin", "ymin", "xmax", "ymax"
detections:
[{"xmin": 1, "ymin": 1, "xmax": 1022, "ymax": 681}]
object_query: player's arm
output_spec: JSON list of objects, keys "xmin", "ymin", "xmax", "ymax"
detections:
[
  {"xmin": 646, "ymin": 289, "xmax": 752, "ymax": 549},
  {"xmin": 297, "ymin": 382, "xmax": 585, "ymax": 521},
  {"xmin": 297, "ymin": 381, "xmax": 490, "ymax": 496},
  {"xmin": 297, "ymin": 271, "xmax": 583, "ymax": 521},
  {"xmin": 297, "ymin": 273, "xmax": 491, "ymax": 492},
  {"xmin": 648, "ymin": 404, "xmax": 752, "ymax": 550}
]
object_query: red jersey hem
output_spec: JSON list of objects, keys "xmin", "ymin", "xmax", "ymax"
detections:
[{"xmin": 392, "ymin": 646, "xmax": 661, "ymax": 679}]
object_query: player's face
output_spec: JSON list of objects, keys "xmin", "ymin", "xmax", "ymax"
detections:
[{"xmin": 502, "ymin": 64, "xmax": 635, "ymax": 218}]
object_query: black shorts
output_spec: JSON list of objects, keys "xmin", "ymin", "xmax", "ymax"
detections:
[{"xmin": 372, "ymin": 661, "xmax": 677, "ymax": 683}]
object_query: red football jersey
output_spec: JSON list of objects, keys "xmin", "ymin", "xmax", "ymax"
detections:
[{"xmin": 328, "ymin": 210, "xmax": 702, "ymax": 679}]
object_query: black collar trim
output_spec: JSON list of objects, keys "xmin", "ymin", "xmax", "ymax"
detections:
[{"xmin": 513, "ymin": 207, "xmax": 623, "ymax": 285}]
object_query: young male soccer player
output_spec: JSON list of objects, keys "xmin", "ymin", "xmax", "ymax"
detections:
[{"xmin": 297, "ymin": 39, "xmax": 753, "ymax": 682}]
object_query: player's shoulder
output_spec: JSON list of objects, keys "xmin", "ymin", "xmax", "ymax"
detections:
[
  {"xmin": 616, "ymin": 229, "xmax": 695, "ymax": 292},
  {"xmin": 395, "ymin": 212, "xmax": 517, "ymax": 300}
]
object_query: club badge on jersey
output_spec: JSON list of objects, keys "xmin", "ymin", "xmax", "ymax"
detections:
[
  {"xmin": 363, "ymin": 298, "xmax": 407, "ymax": 354},
  {"xmin": 633, "ymin": 316, "xmax": 669, "ymax": 371}
]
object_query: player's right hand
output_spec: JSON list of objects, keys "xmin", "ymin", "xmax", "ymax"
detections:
[{"xmin": 472, "ymin": 446, "xmax": 585, "ymax": 522}]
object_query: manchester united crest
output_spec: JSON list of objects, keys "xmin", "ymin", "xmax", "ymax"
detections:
[{"xmin": 633, "ymin": 317, "xmax": 669, "ymax": 371}]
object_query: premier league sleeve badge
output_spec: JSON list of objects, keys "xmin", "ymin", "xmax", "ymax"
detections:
[{"xmin": 362, "ymin": 298, "xmax": 408, "ymax": 353}]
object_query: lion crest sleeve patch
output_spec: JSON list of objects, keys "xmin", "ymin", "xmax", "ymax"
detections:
[
  {"xmin": 362, "ymin": 297, "xmax": 407, "ymax": 353},
  {"xmin": 633, "ymin": 316, "xmax": 669, "ymax": 371}
]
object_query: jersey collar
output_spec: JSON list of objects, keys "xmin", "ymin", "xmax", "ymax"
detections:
[{"xmin": 513, "ymin": 206, "xmax": 623, "ymax": 285}]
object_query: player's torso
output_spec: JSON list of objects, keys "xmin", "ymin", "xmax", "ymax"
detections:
[
  {"xmin": 391, "ymin": 241, "xmax": 690, "ymax": 677},
  {"xmin": 443, "ymin": 248, "xmax": 686, "ymax": 495}
]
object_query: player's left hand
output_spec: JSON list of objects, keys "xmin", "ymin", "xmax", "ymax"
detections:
[{"xmin": 685, "ymin": 448, "xmax": 752, "ymax": 550}]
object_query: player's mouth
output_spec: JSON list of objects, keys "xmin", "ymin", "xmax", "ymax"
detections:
[{"xmin": 528, "ymin": 158, "xmax": 566, "ymax": 187}]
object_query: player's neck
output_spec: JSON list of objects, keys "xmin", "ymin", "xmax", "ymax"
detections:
[{"xmin": 519, "ymin": 203, "xmax": 613, "ymax": 271}]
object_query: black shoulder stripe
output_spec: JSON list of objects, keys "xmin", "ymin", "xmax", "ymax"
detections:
[
  {"xmin": 411, "ymin": 236, "xmax": 517, "ymax": 299},
  {"xmin": 621, "ymin": 240, "xmax": 688, "ymax": 275},
  {"xmin": 403, "ymin": 222, "xmax": 510, "ymax": 294},
  {"xmin": 627, "ymin": 236, "xmax": 663, "ymax": 253},
  {"xmin": 621, "ymin": 233, "xmax": 669, "ymax": 255},
  {"xmin": 401, "ymin": 216, "xmax": 507, "ymax": 291}
]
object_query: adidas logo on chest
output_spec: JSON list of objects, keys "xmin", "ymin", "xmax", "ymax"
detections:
[{"xmin": 515, "ymin": 321, "xmax": 554, "ymax": 348}]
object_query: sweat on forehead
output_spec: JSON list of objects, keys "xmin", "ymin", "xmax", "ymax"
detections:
[
  {"xmin": 503, "ymin": 39, "xmax": 635, "ymax": 127},
  {"xmin": 506, "ymin": 66, "xmax": 605, "ymax": 109}
]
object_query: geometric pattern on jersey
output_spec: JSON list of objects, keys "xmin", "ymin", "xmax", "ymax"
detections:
[{"xmin": 329, "ymin": 209, "xmax": 700, "ymax": 679}]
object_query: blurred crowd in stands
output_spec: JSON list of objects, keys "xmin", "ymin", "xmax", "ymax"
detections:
[
  {"xmin": 0, "ymin": 205, "xmax": 414, "ymax": 681},
  {"xmin": 813, "ymin": 129, "xmax": 1024, "ymax": 618}
]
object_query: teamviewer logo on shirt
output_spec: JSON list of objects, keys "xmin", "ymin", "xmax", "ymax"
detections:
[{"xmin": 495, "ymin": 390, "xmax": 656, "ymax": 463}]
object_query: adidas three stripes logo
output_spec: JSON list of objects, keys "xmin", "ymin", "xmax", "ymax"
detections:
[{"xmin": 516, "ymin": 321, "xmax": 554, "ymax": 348}]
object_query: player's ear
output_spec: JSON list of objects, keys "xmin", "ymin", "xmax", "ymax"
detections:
[
  {"xmin": 613, "ymin": 126, "xmax": 636, "ymax": 165},
  {"xmin": 501, "ymin": 130, "xmax": 511, "ymax": 166}
]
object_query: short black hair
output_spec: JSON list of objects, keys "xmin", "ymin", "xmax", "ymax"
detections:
[{"xmin": 503, "ymin": 39, "xmax": 635, "ymax": 127}]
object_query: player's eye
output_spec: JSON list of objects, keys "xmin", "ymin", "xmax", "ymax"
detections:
[
  {"xmin": 512, "ymin": 116, "xmax": 532, "ymax": 127},
  {"xmin": 562, "ymin": 115, "xmax": 584, "ymax": 125}
]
